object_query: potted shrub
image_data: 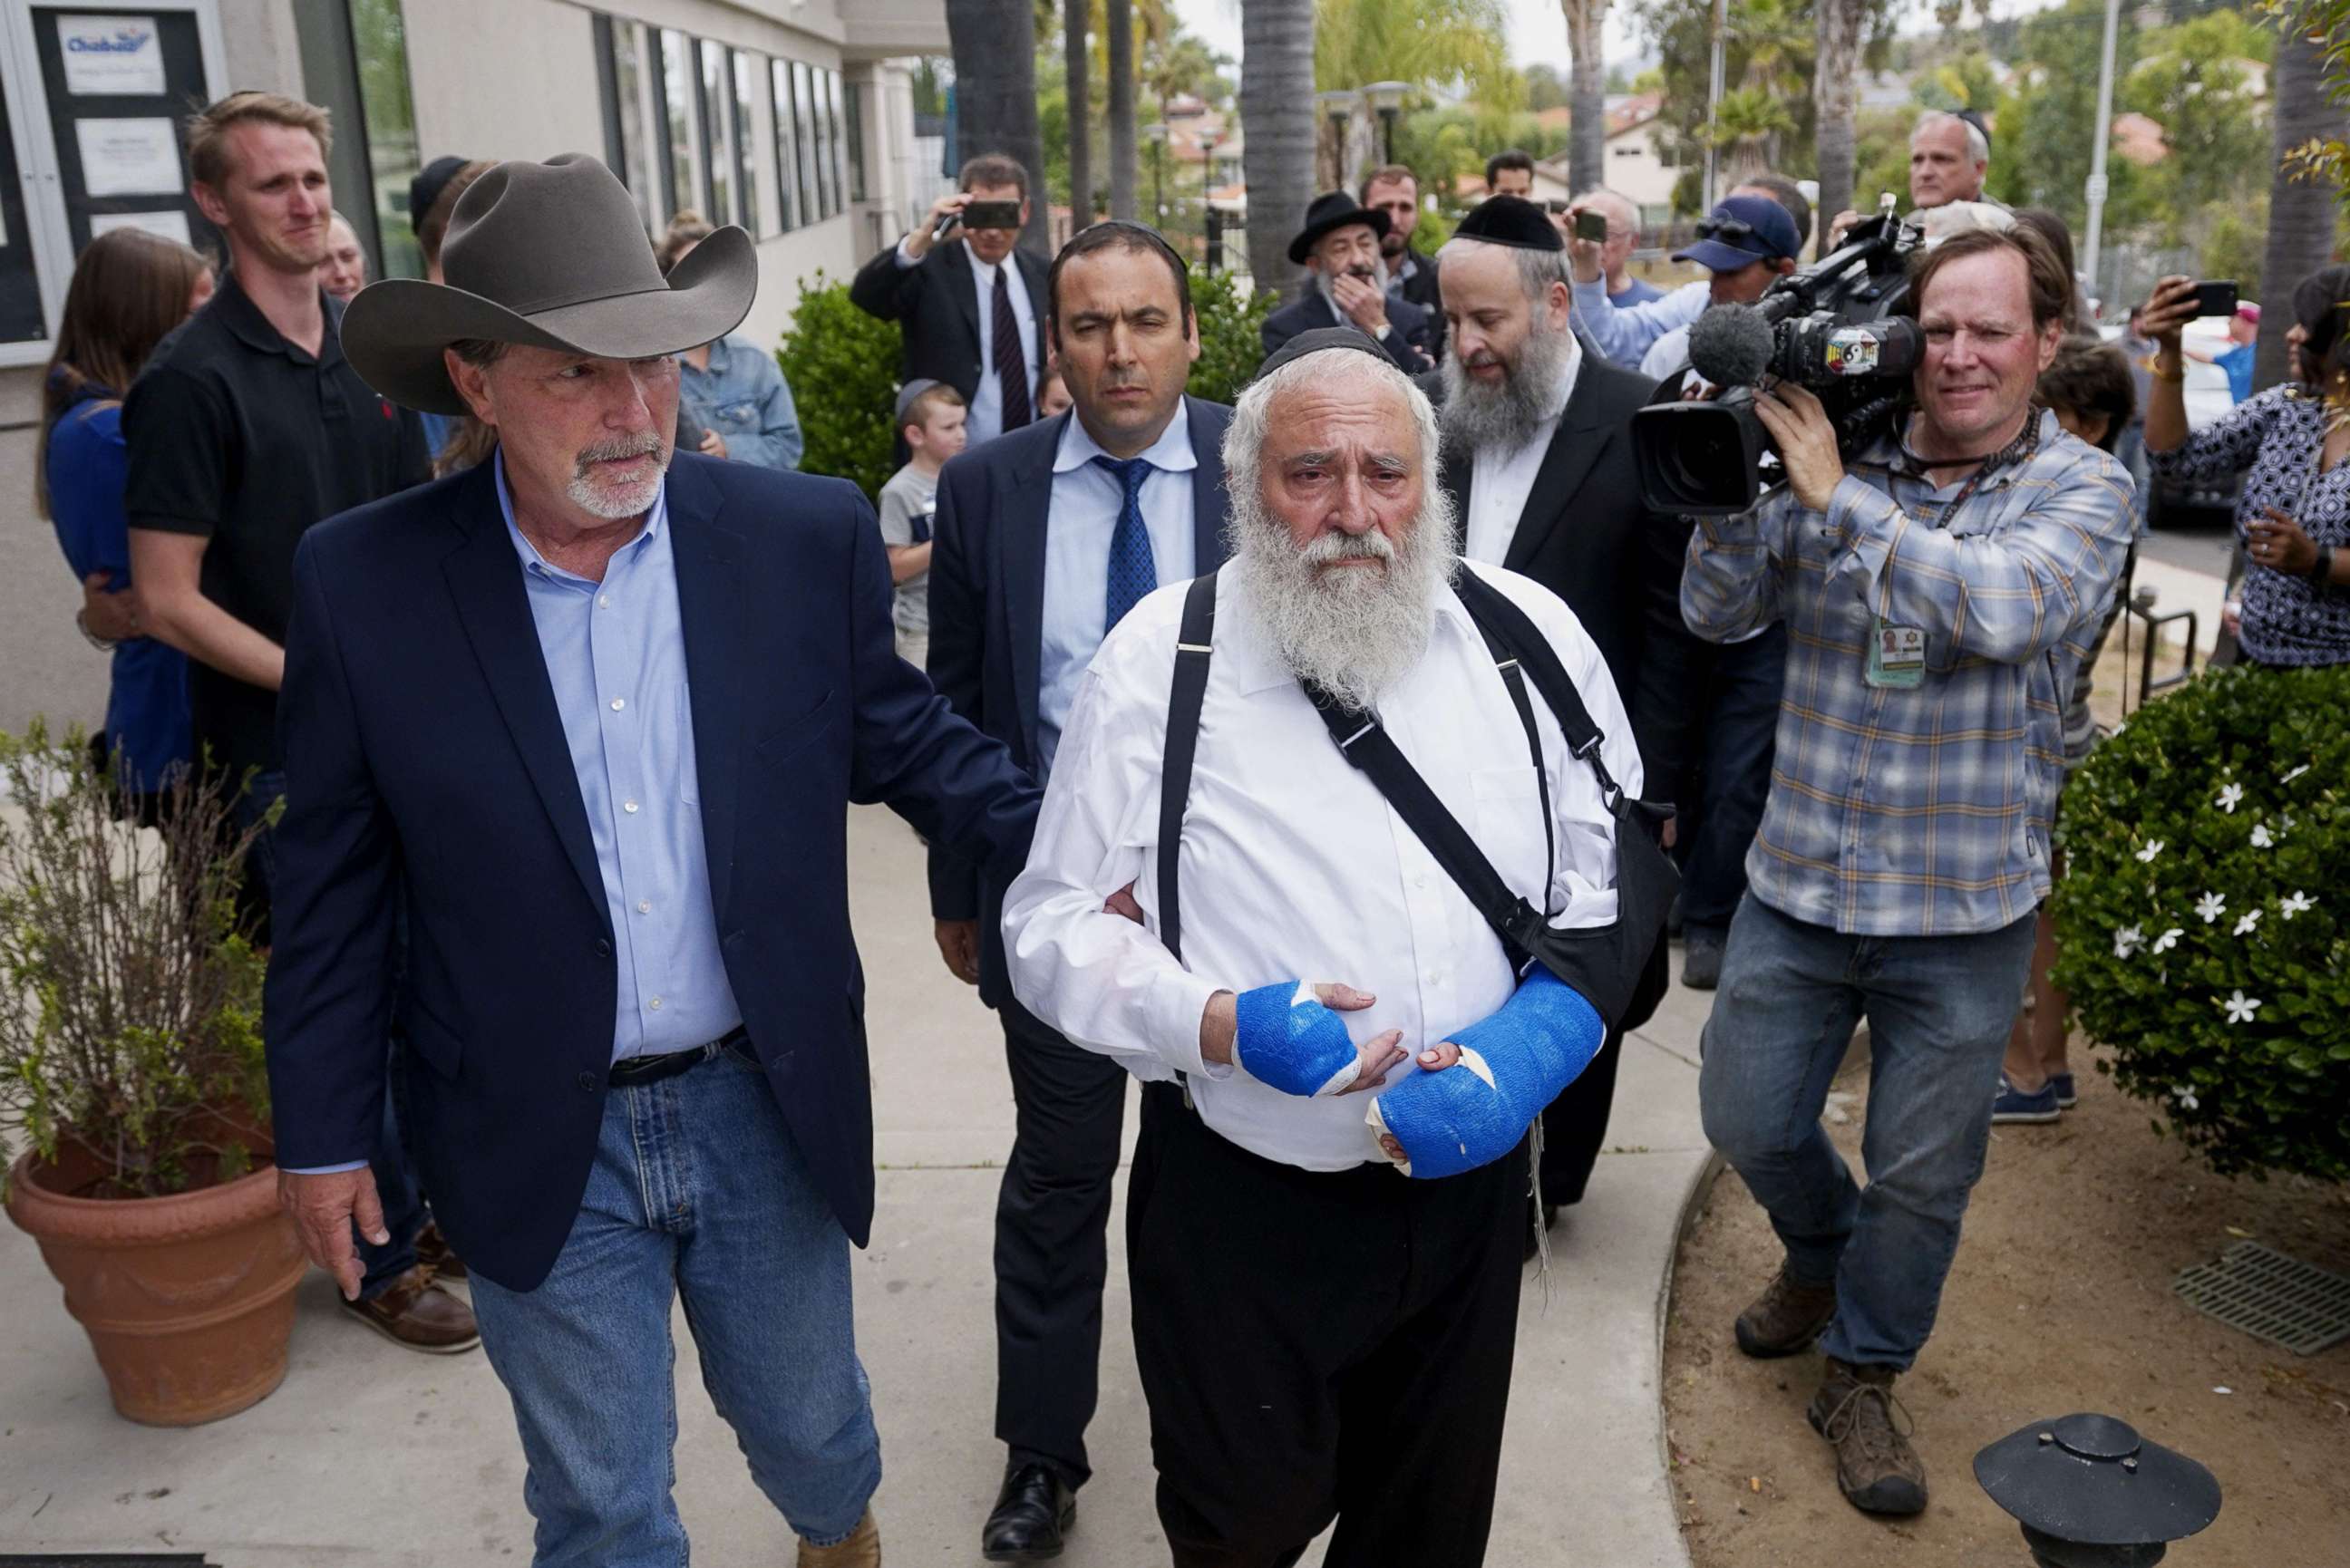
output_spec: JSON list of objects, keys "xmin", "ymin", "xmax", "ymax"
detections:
[
  {"xmin": 0, "ymin": 722, "xmax": 301, "ymax": 1425},
  {"xmin": 2051, "ymin": 664, "xmax": 2350, "ymax": 1182}
]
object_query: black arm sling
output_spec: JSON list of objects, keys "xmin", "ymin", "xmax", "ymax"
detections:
[{"xmin": 1155, "ymin": 566, "xmax": 1677, "ymax": 1035}]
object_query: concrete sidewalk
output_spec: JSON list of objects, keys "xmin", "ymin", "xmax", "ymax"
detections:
[{"xmin": 0, "ymin": 803, "xmax": 1714, "ymax": 1566}]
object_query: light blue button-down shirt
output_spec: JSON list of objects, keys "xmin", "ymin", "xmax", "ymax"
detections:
[
  {"xmin": 1037, "ymin": 402, "xmax": 1198, "ymax": 772},
  {"xmin": 496, "ymin": 452, "xmax": 743, "ymax": 1061}
]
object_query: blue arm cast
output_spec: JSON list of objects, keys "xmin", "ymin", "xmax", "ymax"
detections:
[
  {"xmin": 1370, "ymin": 968, "xmax": 1605, "ymax": 1179},
  {"xmin": 1234, "ymin": 980, "xmax": 1363, "ymax": 1098}
]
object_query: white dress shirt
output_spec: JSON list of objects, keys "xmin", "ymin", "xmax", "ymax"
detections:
[
  {"xmin": 893, "ymin": 237, "xmax": 1040, "ymax": 445},
  {"xmin": 1462, "ymin": 338, "xmax": 1582, "ymax": 566},
  {"xmin": 1035, "ymin": 401, "xmax": 1199, "ymax": 772},
  {"xmin": 1002, "ymin": 559, "xmax": 1640, "ymax": 1172}
]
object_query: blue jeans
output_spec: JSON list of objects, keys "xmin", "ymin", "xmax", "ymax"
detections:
[
  {"xmin": 233, "ymin": 769, "xmax": 422, "ymax": 1297},
  {"xmin": 1696, "ymin": 895, "xmax": 2037, "ymax": 1370},
  {"xmin": 467, "ymin": 1043, "xmax": 879, "ymax": 1566}
]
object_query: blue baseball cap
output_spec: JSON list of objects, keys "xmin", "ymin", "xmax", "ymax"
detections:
[{"xmin": 1673, "ymin": 194, "xmax": 1802, "ymax": 275}]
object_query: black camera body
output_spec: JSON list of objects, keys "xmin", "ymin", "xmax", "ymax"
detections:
[{"xmin": 1632, "ymin": 209, "xmax": 1928, "ymax": 515}]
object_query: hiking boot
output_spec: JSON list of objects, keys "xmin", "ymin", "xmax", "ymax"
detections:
[
  {"xmin": 799, "ymin": 1509, "xmax": 879, "ymax": 1567},
  {"xmin": 1733, "ymin": 1265, "xmax": 1839, "ymax": 1359},
  {"xmin": 1681, "ymin": 926, "xmax": 1726, "ymax": 990},
  {"xmin": 1807, "ymin": 1358, "xmax": 1928, "ymax": 1516}
]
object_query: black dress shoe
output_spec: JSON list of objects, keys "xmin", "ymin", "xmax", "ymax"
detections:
[{"xmin": 982, "ymin": 1462, "xmax": 1075, "ymax": 1562}]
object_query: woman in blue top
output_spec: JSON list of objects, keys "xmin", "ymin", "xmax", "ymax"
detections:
[
  {"xmin": 656, "ymin": 211, "xmax": 805, "ymax": 470},
  {"xmin": 38, "ymin": 226, "xmax": 215, "ymax": 802}
]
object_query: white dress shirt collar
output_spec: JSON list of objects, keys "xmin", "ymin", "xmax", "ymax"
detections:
[{"xmin": 1053, "ymin": 396, "xmax": 1199, "ymax": 476}]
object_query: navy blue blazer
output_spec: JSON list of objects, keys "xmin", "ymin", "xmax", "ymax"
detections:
[
  {"xmin": 262, "ymin": 453, "xmax": 1040, "ymax": 1291},
  {"xmin": 1258, "ymin": 287, "xmax": 1438, "ymax": 376},
  {"xmin": 923, "ymin": 397, "xmax": 1233, "ymax": 1007}
]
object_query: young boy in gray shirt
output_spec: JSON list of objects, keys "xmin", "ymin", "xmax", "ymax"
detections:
[{"xmin": 876, "ymin": 379, "xmax": 968, "ymax": 667}]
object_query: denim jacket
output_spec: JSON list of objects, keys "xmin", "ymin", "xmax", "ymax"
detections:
[{"xmin": 680, "ymin": 333, "xmax": 803, "ymax": 472}]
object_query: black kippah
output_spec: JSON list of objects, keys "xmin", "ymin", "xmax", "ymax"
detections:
[
  {"xmin": 1254, "ymin": 325, "xmax": 1397, "ymax": 383},
  {"xmin": 1454, "ymin": 195, "xmax": 1562, "ymax": 252}
]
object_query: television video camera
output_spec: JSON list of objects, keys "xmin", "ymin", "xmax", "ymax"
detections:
[{"xmin": 1631, "ymin": 198, "xmax": 1929, "ymax": 515}]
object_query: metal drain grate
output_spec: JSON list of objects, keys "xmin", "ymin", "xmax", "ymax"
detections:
[{"xmin": 2173, "ymin": 1241, "xmax": 2350, "ymax": 1356}]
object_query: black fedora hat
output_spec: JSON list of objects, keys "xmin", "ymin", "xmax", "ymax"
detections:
[
  {"xmin": 1287, "ymin": 190, "xmax": 1390, "ymax": 266},
  {"xmin": 343, "ymin": 152, "xmax": 757, "ymax": 416}
]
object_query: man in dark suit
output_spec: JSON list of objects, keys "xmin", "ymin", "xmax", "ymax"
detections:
[
  {"xmin": 850, "ymin": 151, "xmax": 1049, "ymax": 448},
  {"xmin": 1362, "ymin": 164, "xmax": 1445, "ymax": 362},
  {"xmin": 1258, "ymin": 191, "xmax": 1438, "ymax": 375},
  {"xmin": 926, "ymin": 220, "xmax": 1233, "ymax": 1562},
  {"xmin": 269, "ymin": 155, "xmax": 1038, "ymax": 1568},
  {"xmin": 1419, "ymin": 195, "xmax": 1697, "ymax": 1244}
]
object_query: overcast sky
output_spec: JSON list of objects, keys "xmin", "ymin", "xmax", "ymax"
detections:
[{"xmin": 1165, "ymin": 0, "xmax": 2081, "ymax": 84}]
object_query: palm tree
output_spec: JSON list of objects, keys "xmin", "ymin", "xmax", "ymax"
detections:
[
  {"xmin": 1067, "ymin": 0, "xmax": 1092, "ymax": 227},
  {"xmin": 1812, "ymin": 0, "xmax": 1869, "ymax": 248},
  {"xmin": 2256, "ymin": 8, "xmax": 2346, "ymax": 390},
  {"xmin": 1108, "ymin": 0, "xmax": 1139, "ymax": 218},
  {"xmin": 947, "ymin": 0, "xmax": 1050, "ymax": 253},
  {"xmin": 1562, "ymin": 0, "xmax": 1607, "ymax": 194},
  {"xmin": 1243, "ymin": 0, "xmax": 1317, "ymax": 295},
  {"xmin": 1712, "ymin": 86, "xmax": 1794, "ymax": 187}
]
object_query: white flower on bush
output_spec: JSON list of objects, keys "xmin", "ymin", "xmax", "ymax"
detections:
[
  {"xmin": 2281, "ymin": 891, "xmax": 2316, "ymax": 920},
  {"xmin": 2217, "ymin": 782, "xmax": 2245, "ymax": 814},
  {"xmin": 2250, "ymin": 823, "xmax": 2275, "ymax": 849},
  {"xmin": 2196, "ymin": 891, "xmax": 2227, "ymax": 924},
  {"xmin": 2152, "ymin": 927, "xmax": 2185, "ymax": 954},
  {"xmin": 2281, "ymin": 763, "xmax": 2310, "ymax": 784},
  {"xmin": 2222, "ymin": 991, "xmax": 2262, "ymax": 1025},
  {"xmin": 2172, "ymin": 1084, "xmax": 2200, "ymax": 1111},
  {"xmin": 2112, "ymin": 924, "xmax": 2145, "ymax": 959},
  {"xmin": 2135, "ymin": 839, "xmax": 2165, "ymax": 863},
  {"xmin": 2233, "ymin": 908, "xmax": 2262, "ymax": 936}
]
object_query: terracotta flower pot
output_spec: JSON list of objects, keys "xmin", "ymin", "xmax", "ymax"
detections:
[{"xmin": 5, "ymin": 1141, "xmax": 306, "ymax": 1426}]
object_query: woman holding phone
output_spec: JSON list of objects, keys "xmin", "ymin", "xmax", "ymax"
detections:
[{"xmin": 2141, "ymin": 266, "xmax": 2350, "ymax": 668}]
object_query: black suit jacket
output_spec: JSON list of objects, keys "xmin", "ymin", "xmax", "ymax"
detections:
[
  {"xmin": 1421, "ymin": 355, "xmax": 1698, "ymax": 761},
  {"xmin": 1259, "ymin": 288, "xmax": 1438, "ymax": 376},
  {"xmin": 1390, "ymin": 245, "xmax": 1446, "ymax": 360},
  {"xmin": 850, "ymin": 236, "xmax": 1050, "ymax": 406},
  {"xmin": 925, "ymin": 398, "xmax": 1236, "ymax": 1007},
  {"xmin": 262, "ymin": 456, "xmax": 1040, "ymax": 1290}
]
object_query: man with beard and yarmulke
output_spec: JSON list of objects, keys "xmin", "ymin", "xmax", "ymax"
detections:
[
  {"xmin": 1258, "ymin": 190, "xmax": 1440, "ymax": 374},
  {"xmin": 1419, "ymin": 194, "xmax": 1698, "ymax": 1250}
]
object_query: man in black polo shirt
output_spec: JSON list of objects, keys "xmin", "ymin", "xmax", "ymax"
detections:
[{"xmin": 126, "ymin": 92, "xmax": 470, "ymax": 1355}]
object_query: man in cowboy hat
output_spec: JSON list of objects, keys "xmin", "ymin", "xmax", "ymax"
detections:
[
  {"xmin": 1258, "ymin": 190, "xmax": 1438, "ymax": 374},
  {"xmin": 262, "ymin": 152, "xmax": 1042, "ymax": 1568}
]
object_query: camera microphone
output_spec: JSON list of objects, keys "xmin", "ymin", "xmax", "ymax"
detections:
[{"xmin": 1687, "ymin": 305, "xmax": 1775, "ymax": 388}]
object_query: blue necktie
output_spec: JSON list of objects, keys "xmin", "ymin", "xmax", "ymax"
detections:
[{"xmin": 1093, "ymin": 454, "xmax": 1159, "ymax": 632}]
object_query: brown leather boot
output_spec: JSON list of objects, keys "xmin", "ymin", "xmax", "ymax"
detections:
[
  {"xmin": 1807, "ymin": 1358, "xmax": 1928, "ymax": 1515},
  {"xmin": 341, "ymin": 1264, "xmax": 481, "ymax": 1353},
  {"xmin": 798, "ymin": 1509, "xmax": 879, "ymax": 1567},
  {"xmin": 414, "ymin": 1220, "xmax": 467, "ymax": 1281},
  {"xmin": 1733, "ymin": 1264, "xmax": 1839, "ymax": 1358}
]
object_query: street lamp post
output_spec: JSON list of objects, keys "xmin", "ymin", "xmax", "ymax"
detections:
[
  {"xmin": 1315, "ymin": 88, "xmax": 1361, "ymax": 190},
  {"xmin": 1143, "ymin": 121, "xmax": 1169, "ymax": 227},
  {"xmin": 1364, "ymin": 82, "xmax": 1409, "ymax": 168}
]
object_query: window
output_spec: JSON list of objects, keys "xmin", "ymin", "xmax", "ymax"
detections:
[
  {"xmin": 0, "ymin": 72, "xmax": 45, "ymax": 347},
  {"xmin": 697, "ymin": 39, "xmax": 732, "ymax": 225},
  {"xmin": 769, "ymin": 58, "xmax": 798, "ymax": 233},
  {"xmin": 844, "ymin": 74, "xmax": 867, "ymax": 203},
  {"xmin": 596, "ymin": 15, "xmax": 657, "ymax": 235},
  {"xmin": 732, "ymin": 51, "xmax": 763, "ymax": 237},
  {"xmin": 656, "ymin": 29, "xmax": 698, "ymax": 222},
  {"xmin": 791, "ymin": 61, "xmax": 818, "ymax": 222},
  {"xmin": 824, "ymin": 71, "xmax": 846, "ymax": 218},
  {"xmin": 346, "ymin": 0, "xmax": 421, "ymax": 276}
]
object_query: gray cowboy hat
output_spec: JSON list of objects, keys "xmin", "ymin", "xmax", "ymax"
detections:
[{"xmin": 342, "ymin": 152, "xmax": 757, "ymax": 417}]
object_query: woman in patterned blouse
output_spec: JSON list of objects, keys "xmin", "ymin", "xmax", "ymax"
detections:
[{"xmin": 2142, "ymin": 266, "xmax": 2350, "ymax": 667}]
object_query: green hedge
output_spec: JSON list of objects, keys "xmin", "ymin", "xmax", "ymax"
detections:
[
  {"xmin": 777, "ymin": 264, "xmax": 1275, "ymax": 499},
  {"xmin": 2049, "ymin": 664, "xmax": 2350, "ymax": 1182}
]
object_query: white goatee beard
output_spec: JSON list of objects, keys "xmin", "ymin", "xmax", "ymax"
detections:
[
  {"xmin": 1229, "ymin": 482, "xmax": 1461, "ymax": 713},
  {"xmin": 1438, "ymin": 320, "xmax": 1572, "ymax": 453},
  {"xmin": 566, "ymin": 431, "xmax": 673, "ymax": 519}
]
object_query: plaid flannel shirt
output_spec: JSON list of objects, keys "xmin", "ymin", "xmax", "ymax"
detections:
[{"xmin": 1681, "ymin": 408, "xmax": 2135, "ymax": 936}]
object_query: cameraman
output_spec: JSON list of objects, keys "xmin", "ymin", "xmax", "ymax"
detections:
[{"xmin": 1683, "ymin": 226, "xmax": 2133, "ymax": 1520}]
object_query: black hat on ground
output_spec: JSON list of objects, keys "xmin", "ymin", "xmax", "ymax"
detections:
[
  {"xmin": 1453, "ymin": 195, "xmax": 1562, "ymax": 252},
  {"xmin": 1288, "ymin": 190, "xmax": 1390, "ymax": 265}
]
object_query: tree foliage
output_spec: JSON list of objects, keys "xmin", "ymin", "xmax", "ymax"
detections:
[
  {"xmin": 2263, "ymin": 0, "xmax": 2350, "ymax": 190},
  {"xmin": 775, "ymin": 275, "xmax": 904, "ymax": 502}
]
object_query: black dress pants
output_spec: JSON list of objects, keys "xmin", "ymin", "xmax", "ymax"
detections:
[
  {"xmin": 1537, "ymin": 1024, "xmax": 1623, "ymax": 1207},
  {"xmin": 995, "ymin": 995, "xmax": 1129, "ymax": 1486},
  {"xmin": 1127, "ymin": 1083, "xmax": 1526, "ymax": 1568}
]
